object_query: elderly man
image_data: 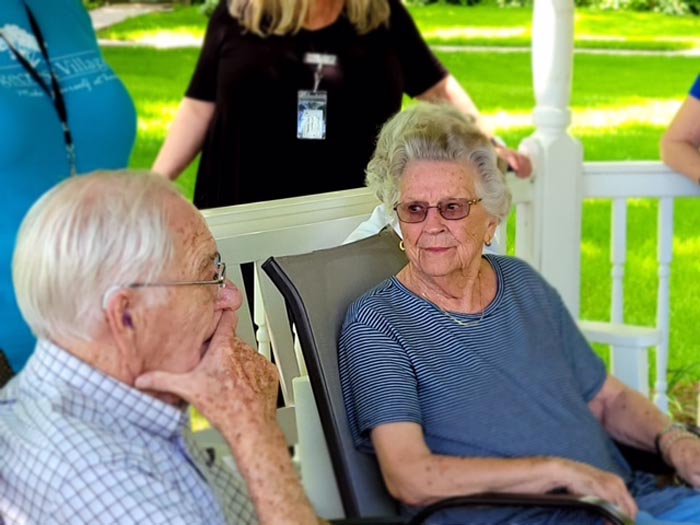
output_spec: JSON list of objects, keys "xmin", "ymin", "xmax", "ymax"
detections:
[{"xmin": 0, "ymin": 171, "xmax": 317, "ymax": 525}]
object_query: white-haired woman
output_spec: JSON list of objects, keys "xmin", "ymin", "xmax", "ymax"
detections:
[
  {"xmin": 338, "ymin": 102, "xmax": 700, "ymax": 525},
  {"xmin": 152, "ymin": 0, "xmax": 530, "ymax": 209}
]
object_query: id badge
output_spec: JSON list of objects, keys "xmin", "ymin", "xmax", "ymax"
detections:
[{"xmin": 297, "ymin": 90, "xmax": 327, "ymax": 140}]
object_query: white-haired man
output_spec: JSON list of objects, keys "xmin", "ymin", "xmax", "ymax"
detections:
[{"xmin": 0, "ymin": 171, "xmax": 317, "ymax": 525}]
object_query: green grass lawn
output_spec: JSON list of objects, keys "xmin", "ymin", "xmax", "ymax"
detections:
[
  {"xmin": 98, "ymin": 4, "xmax": 700, "ymax": 51},
  {"xmin": 101, "ymin": 5, "xmax": 700, "ymax": 412},
  {"xmin": 410, "ymin": 4, "xmax": 700, "ymax": 50}
]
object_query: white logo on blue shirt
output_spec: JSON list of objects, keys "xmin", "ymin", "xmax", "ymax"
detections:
[{"xmin": 0, "ymin": 24, "xmax": 41, "ymax": 68}]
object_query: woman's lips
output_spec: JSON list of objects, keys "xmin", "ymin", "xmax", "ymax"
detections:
[{"xmin": 422, "ymin": 246, "xmax": 452, "ymax": 252}]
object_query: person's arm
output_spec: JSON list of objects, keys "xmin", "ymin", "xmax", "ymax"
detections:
[
  {"xmin": 588, "ymin": 374, "xmax": 700, "ymax": 487},
  {"xmin": 371, "ymin": 421, "xmax": 638, "ymax": 518},
  {"xmin": 660, "ymin": 95, "xmax": 700, "ymax": 184},
  {"xmin": 151, "ymin": 97, "xmax": 215, "ymax": 181},
  {"xmin": 135, "ymin": 310, "xmax": 317, "ymax": 525},
  {"xmin": 416, "ymin": 75, "xmax": 533, "ymax": 179},
  {"xmin": 587, "ymin": 374, "xmax": 668, "ymax": 451}
]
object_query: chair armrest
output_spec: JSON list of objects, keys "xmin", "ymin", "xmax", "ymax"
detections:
[
  {"xmin": 329, "ymin": 492, "xmax": 633, "ymax": 525},
  {"xmin": 407, "ymin": 492, "xmax": 634, "ymax": 525},
  {"xmin": 579, "ymin": 320, "xmax": 662, "ymax": 348}
]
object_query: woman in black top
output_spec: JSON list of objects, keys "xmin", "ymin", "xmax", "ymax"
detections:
[{"xmin": 153, "ymin": 0, "xmax": 531, "ymax": 209}]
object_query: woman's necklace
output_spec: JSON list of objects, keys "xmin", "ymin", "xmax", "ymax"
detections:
[{"xmin": 421, "ymin": 272, "xmax": 484, "ymax": 328}]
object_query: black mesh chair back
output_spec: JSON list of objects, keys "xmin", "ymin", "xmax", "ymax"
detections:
[
  {"xmin": 0, "ymin": 349, "xmax": 14, "ymax": 389},
  {"xmin": 264, "ymin": 228, "xmax": 406, "ymax": 517}
]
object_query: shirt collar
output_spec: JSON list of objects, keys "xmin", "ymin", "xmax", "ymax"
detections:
[{"xmin": 22, "ymin": 339, "xmax": 188, "ymax": 440}]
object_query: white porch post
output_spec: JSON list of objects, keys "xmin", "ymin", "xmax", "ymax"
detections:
[{"xmin": 521, "ymin": 0, "xmax": 583, "ymax": 317}]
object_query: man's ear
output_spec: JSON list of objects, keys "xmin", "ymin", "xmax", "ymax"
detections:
[{"xmin": 104, "ymin": 291, "xmax": 136, "ymax": 348}]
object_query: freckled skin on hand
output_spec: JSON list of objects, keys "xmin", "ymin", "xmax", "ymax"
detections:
[{"xmin": 136, "ymin": 308, "xmax": 316, "ymax": 524}]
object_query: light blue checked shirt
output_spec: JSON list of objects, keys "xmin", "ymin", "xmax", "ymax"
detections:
[{"xmin": 0, "ymin": 340, "xmax": 258, "ymax": 525}]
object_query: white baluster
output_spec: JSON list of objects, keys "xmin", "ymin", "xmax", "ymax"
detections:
[
  {"xmin": 655, "ymin": 198, "xmax": 674, "ymax": 412},
  {"xmin": 611, "ymin": 199, "xmax": 627, "ymax": 324},
  {"xmin": 609, "ymin": 199, "xmax": 649, "ymax": 395},
  {"xmin": 292, "ymin": 323, "xmax": 308, "ymax": 377},
  {"xmin": 253, "ymin": 266, "xmax": 272, "ymax": 361}
]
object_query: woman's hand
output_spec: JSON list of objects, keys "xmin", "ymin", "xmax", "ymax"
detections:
[
  {"xmin": 554, "ymin": 458, "xmax": 638, "ymax": 520},
  {"xmin": 665, "ymin": 436, "xmax": 700, "ymax": 487},
  {"xmin": 494, "ymin": 145, "xmax": 533, "ymax": 179}
]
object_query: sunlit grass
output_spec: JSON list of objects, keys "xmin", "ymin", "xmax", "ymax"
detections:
[
  {"xmin": 106, "ymin": 31, "xmax": 203, "ymax": 48},
  {"xmin": 191, "ymin": 410, "xmax": 209, "ymax": 432},
  {"xmin": 572, "ymin": 100, "xmax": 683, "ymax": 127},
  {"xmin": 485, "ymin": 99, "xmax": 683, "ymax": 131},
  {"xmin": 98, "ymin": 4, "xmax": 700, "ymax": 51},
  {"xmin": 138, "ymin": 100, "xmax": 180, "ymax": 132},
  {"xmin": 97, "ymin": 6, "xmax": 207, "ymax": 41},
  {"xmin": 675, "ymin": 235, "xmax": 700, "ymax": 256},
  {"xmin": 424, "ymin": 26, "xmax": 528, "ymax": 39}
]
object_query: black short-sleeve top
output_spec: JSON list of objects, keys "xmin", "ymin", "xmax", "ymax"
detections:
[{"xmin": 187, "ymin": 0, "xmax": 447, "ymax": 208}]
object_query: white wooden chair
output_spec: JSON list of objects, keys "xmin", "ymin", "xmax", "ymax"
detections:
[{"xmin": 194, "ymin": 188, "xmax": 379, "ymax": 454}]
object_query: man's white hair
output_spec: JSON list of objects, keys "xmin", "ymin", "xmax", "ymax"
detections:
[{"xmin": 13, "ymin": 171, "xmax": 182, "ymax": 342}]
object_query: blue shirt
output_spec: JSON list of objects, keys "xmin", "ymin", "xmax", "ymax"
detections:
[
  {"xmin": 0, "ymin": 341, "xmax": 258, "ymax": 525},
  {"xmin": 690, "ymin": 74, "xmax": 700, "ymax": 99},
  {"xmin": 0, "ymin": 0, "xmax": 136, "ymax": 372},
  {"xmin": 338, "ymin": 255, "xmax": 687, "ymax": 524}
]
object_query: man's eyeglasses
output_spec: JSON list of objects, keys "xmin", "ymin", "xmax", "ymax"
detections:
[
  {"xmin": 101, "ymin": 254, "xmax": 227, "ymax": 309},
  {"xmin": 393, "ymin": 198, "xmax": 483, "ymax": 223}
]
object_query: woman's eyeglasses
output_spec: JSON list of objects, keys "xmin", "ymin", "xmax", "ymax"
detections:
[{"xmin": 393, "ymin": 198, "xmax": 482, "ymax": 223}]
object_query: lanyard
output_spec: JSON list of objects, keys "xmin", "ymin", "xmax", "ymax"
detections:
[
  {"xmin": 303, "ymin": 52, "xmax": 337, "ymax": 92},
  {"xmin": 0, "ymin": 2, "xmax": 77, "ymax": 176}
]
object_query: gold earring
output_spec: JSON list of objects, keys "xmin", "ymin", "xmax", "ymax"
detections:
[
  {"xmin": 485, "ymin": 238, "xmax": 492, "ymax": 247},
  {"xmin": 399, "ymin": 240, "xmax": 405, "ymax": 252}
]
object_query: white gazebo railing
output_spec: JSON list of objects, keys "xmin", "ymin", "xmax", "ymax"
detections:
[
  {"xmin": 505, "ymin": 162, "xmax": 699, "ymax": 411},
  {"xmin": 582, "ymin": 162, "xmax": 700, "ymax": 410},
  {"xmin": 516, "ymin": 0, "xmax": 699, "ymax": 411}
]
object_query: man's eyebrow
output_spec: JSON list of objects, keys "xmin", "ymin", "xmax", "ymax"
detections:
[{"xmin": 198, "ymin": 252, "xmax": 219, "ymax": 272}]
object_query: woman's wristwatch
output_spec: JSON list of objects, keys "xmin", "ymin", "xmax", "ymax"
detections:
[{"xmin": 655, "ymin": 422, "xmax": 700, "ymax": 464}]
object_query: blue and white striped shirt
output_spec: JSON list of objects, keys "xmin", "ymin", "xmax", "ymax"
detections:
[
  {"xmin": 339, "ymin": 255, "xmax": 635, "ymax": 524},
  {"xmin": 0, "ymin": 341, "xmax": 257, "ymax": 525}
]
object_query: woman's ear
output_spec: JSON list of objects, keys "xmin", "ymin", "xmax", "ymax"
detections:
[{"xmin": 485, "ymin": 216, "xmax": 499, "ymax": 244}]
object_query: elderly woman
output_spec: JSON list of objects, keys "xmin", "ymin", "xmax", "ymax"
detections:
[{"xmin": 338, "ymin": 102, "xmax": 700, "ymax": 525}]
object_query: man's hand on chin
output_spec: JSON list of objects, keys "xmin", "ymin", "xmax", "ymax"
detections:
[{"xmin": 134, "ymin": 310, "xmax": 279, "ymax": 431}]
